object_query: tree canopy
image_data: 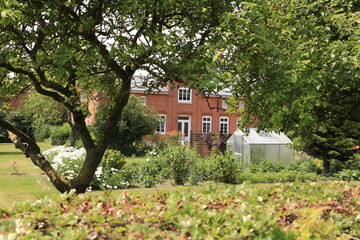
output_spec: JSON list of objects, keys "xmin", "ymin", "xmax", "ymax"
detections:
[
  {"xmin": 210, "ymin": 0, "xmax": 360, "ymax": 172},
  {"xmin": 0, "ymin": 0, "xmax": 235, "ymax": 193},
  {"xmin": 0, "ymin": 0, "xmax": 359, "ymax": 193}
]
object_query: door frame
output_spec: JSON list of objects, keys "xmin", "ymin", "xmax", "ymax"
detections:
[{"xmin": 177, "ymin": 116, "xmax": 191, "ymax": 142}]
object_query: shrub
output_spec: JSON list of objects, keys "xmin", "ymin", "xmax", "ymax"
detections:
[
  {"xmin": 329, "ymin": 155, "xmax": 360, "ymax": 174},
  {"xmin": 206, "ymin": 150, "xmax": 242, "ymax": 184},
  {"xmin": 237, "ymin": 170, "xmax": 322, "ymax": 183},
  {"xmin": 334, "ymin": 169, "xmax": 360, "ymax": 181},
  {"xmin": 0, "ymin": 111, "xmax": 34, "ymax": 142},
  {"xmin": 138, "ymin": 145, "xmax": 199, "ymax": 187},
  {"xmin": 286, "ymin": 158, "xmax": 322, "ymax": 174},
  {"xmin": 42, "ymin": 147, "xmax": 132, "ymax": 190},
  {"xmin": 93, "ymin": 96, "xmax": 159, "ymax": 156},
  {"xmin": 33, "ymin": 124, "xmax": 52, "ymax": 142},
  {"xmin": 248, "ymin": 160, "xmax": 286, "ymax": 173},
  {"xmin": 50, "ymin": 124, "xmax": 71, "ymax": 145},
  {"xmin": 143, "ymin": 130, "xmax": 183, "ymax": 150},
  {"xmin": 137, "ymin": 152, "xmax": 164, "ymax": 188}
]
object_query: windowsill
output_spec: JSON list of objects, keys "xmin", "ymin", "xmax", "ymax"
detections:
[{"xmin": 177, "ymin": 101, "xmax": 192, "ymax": 104}]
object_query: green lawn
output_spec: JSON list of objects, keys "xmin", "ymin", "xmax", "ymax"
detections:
[
  {"xmin": 0, "ymin": 143, "xmax": 184, "ymax": 209},
  {"xmin": 0, "ymin": 142, "xmax": 60, "ymax": 209}
]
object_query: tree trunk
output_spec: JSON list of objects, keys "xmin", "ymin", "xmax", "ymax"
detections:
[
  {"xmin": 8, "ymin": 131, "xmax": 72, "ymax": 193},
  {"xmin": 68, "ymin": 126, "xmax": 79, "ymax": 147},
  {"xmin": 70, "ymin": 149, "xmax": 105, "ymax": 193},
  {"xmin": 322, "ymin": 159, "xmax": 331, "ymax": 175}
]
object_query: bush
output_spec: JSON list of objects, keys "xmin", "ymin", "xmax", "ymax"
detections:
[
  {"xmin": 0, "ymin": 111, "xmax": 34, "ymax": 142},
  {"xmin": 143, "ymin": 130, "xmax": 182, "ymax": 150},
  {"xmin": 3, "ymin": 182, "xmax": 359, "ymax": 239},
  {"xmin": 248, "ymin": 160, "xmax": 286, "ymax": 173},
  {"xmin": 206, "ymin": 150, "xmax": 242, "ymax": 184},
  {"xmin": 237, "ymin": 170, "xmax": 323, "ymax": 183},
  {"xmin": 286, "ymin": 158, "xmax": 322, "ymax": 174},
  {"xmin": 334, "ymin": 169, "xmax": 360, "ymax": 181},
  {"xmin": 138, "ymin": 145, "xmax": 199, "ymax": 187},
  {"xmin": 93, "ymin": 96, "xmax": 159, "ymax": 156},
  {"xmin": 33, "ymin": 124, "xmax": 52, "ymax": 142},
  {"xmin": 329, "ymin": 155, "xmax": 360, "ymax": 174},
  {"xmin": 50, "ymin": 124, "xmax": 71, "ymax": 145},
  {"xmin": 42, "ymin": 147, "xmax": 133, "ymax": 190}
]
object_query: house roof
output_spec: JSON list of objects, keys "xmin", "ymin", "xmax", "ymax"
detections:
[
  {"xmin": 130, "ymin": 75, "xmax": 233, "ymax": 97},
  {"xmin": 130, "ymin": 76, "xmax": 169, "ymax": 94}
]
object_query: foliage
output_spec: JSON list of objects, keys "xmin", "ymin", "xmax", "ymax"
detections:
[
  {"xmin": 1, "ymin": 181, "xmax": 359, "ymax": 239},
  {"xmin": 334, "ymin": 169, "xmax": 360, "ymax": 181},
  {"xmin": 143, "ymin": 130, "xmax": 183, "ymax": 150},
  {"xmin": 50, "ymin": 124, "xmax": 71, "ymax": 146},
  {"xmin": 328, "ymin": 154, "xmax": 360, "ymax": 174},
  {"xmin": 138, "ymin": 145, "xmax": 199, "ymax": 187},
  {"xmin": 33, "ymin": 124, "xmax": 52, "ymax": 142},
  {"xmin": 248, "ymin": 160, "xmax": 286, "ymax": 173},
  {"xmin": 93, "ymin": 96, "xmax": 159, "ymax": 156},
  {"xmin": 237, "ymin": 171, "xmax": 323, "ymax": 184},
  {"xmin": 206, "ymin": 0, "xmax": 360, "ymax": 173},
  {"xmin": 206, "ymin": 150, "xmax": 242, "ymax": 184},
  {"xmin": 286, "ymin": 158, "xmax": 323, "ymax": 175},
  {"xmin": 0, "ymin": 0, "xmax": 235, "ymax": 193},
  {"xmin": 0, "ymin": 110, "xmax": 34, "ymax": 143},
  {"xmin": 201, "ymin": 132, "xmax": 231, "ymax": 152},
  {"xmin": 20, "ymin": 92, "xmax": 68, "ymax": 127},
  {"xmin": 42, "ymin": 147, "xmax": 132, "ymax": 190}
]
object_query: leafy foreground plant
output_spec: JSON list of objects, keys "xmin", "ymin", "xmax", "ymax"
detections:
[{"xmin": 0, "ymin": 181, "xmax": 359, "ymax": 239}]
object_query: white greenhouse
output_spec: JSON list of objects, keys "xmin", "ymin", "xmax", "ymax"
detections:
[{"xmin": 227, "ymin": 128, "xmax": 293, "ymax": 169}]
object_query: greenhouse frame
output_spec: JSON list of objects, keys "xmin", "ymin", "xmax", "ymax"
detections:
[{"xmin": 227, "ymin": 128, "xmax": 294, "ymax": 169}]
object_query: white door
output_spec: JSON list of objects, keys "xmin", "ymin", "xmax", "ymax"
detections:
[{"xmin": 177, "ymin": 116, "xmax": 191, "ymax": 142}]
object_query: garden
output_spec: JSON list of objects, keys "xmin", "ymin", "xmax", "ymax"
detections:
[
  {"xmin": 1, "ymin": 132, "xmax": 359, "ymax": 239},
  {"xmin": 1, "ymin": 0, "xmax": 359, "ymax": 239}
]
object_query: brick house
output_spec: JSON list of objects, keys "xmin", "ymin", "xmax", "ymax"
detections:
[{"xmin": 128, "ymin": 77, "xmax": 242, "ymax": 155}]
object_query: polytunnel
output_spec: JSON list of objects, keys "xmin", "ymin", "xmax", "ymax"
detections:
[{"xmin": 227, "ymin": 128, "xmax": 293, "ymax": 169}]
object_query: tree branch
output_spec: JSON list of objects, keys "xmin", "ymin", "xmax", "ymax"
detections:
[{"xmin": 0, "ymin": 118, "xmax": 71, "ymax": 193}]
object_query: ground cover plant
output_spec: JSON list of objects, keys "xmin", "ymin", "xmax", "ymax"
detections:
[{"xmin": 0, "ymin": 181, "xmax": 359, "ymax": 239}]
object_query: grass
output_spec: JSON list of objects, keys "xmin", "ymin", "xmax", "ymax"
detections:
[
  {"xmin": 0, "ymin": 142, "xmax": 60, "ymax": 209},
  {"xmin": 0, "ymin": 143, "xmax": 193, "ymax": 209}
]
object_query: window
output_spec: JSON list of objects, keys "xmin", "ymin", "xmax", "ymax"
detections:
[
  {"xmin": 156, "ymin": 115, "xmax": 166, "ymax": 134},
  {"xmin": 220, "ymin": 117, "xmax": 229, "ymax": 134},
  {"xmin": 178, "ymin": 88, "xmax": 192, "ymax": 103},
  {"xmin": 222, "ymin": 100, "xmax": 228, "ymax": 109},
  {"xmin": 140, "ymin": 96, "xmax": 146, "ymax": 106},
  {"xmin": 236, "ymin": 117, "xmax": 241, "ymax": 129},
  {"xmin": 202, "ymin": 116, "xmax": 212, "ymax": 133},
  {"xmin": 239, "ymin": 101, "xmax": 245, "ymax": 109}
]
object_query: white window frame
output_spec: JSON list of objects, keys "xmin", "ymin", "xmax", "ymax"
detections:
[
  {"xmin": 219, "ymin": 117, "xmax": 229, "ymax": 134},
  {"xmin": 157, "ymin": 115, "xmax": 166, "ymax": 134},
  {"xmin": 202, "ymin": 116, "xmax": 212, "ymax": 133},
  {"xmin": 178, "ymin": 87, "xmax": 192, "ymax": 103},
  {"xmin": 140, "ymin": 96, "xmax": 146, "ymax": 106},
  {"xmin": 222, "ymin": 100, "xmax": 228, "ymax": 109},
  {"xmin": 236, "ymin": 117, "xmax": 241, "ymax": 129},
  {"xmin": 239, "ymin": 101, "xmax": 245, "ymax": 109}
]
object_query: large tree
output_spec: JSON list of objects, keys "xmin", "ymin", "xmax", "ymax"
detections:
[
  {"xmin": 207, "ymin": 0, "xmax": 360, "ymax": 173},
  {"xmin": 0, "ymin": 0, "xmax": 234, "ymax": 193}
]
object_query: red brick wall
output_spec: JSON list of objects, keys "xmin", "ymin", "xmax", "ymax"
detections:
[{"xmin": 132, "ymin": 87, "xmax": 241, "ymax": 135}]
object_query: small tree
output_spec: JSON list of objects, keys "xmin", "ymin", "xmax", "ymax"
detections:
[
  {"xmin": 20, "ymin": 92, "xmax": 79, "ymax": 146},
  {"xmin": 93, "ymin": 96, "xmax": 159, "ymax": 155}
]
